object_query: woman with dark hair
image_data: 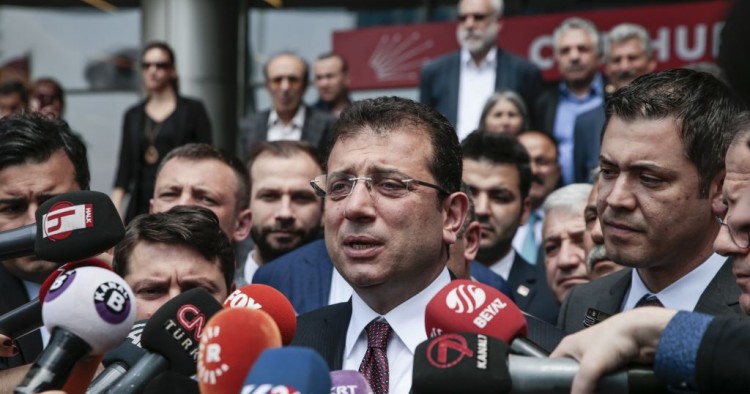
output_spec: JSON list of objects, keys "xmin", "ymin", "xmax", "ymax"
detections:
[
  {"xmin": 478, "ymin": 89, "xmax": 529, "ymax": 135},
  {"xmin": 112, "ymin": 41, "xmax": 213, "ymax": 223}
]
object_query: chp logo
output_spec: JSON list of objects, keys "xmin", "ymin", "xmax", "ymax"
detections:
[
  {"xmin": 445, "ymin": 284, "xmax": 486, "ymax": 314},
  {"xmin": 42, "ymin": 202, "xmax": 93, "ymax": 241},
  {"xmin": 94, "ymin": 281, "xmax": 132, "ymax": 324},
  {"xmin": 44, "ymin": 269, "xmax": 77, "ymax": 303},
  {"xmin": 426, "ymin": 334, "xmax": 474, "ymax": 369},
  {"xmin": 197, "ymin": 325, "xmax": 229, "ymax": 385}
]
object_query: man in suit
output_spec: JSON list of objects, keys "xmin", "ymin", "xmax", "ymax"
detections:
[
  {"xmin": 461, "ymin": 130, "xmax": 559, "ymax": 324},
  {"xmin": 291, "ymin": 97, "xmax": 469, "ymax": 393},
  {"xmin": 313, "ymin": 52, "xmax": 352, "ymax": 118},
  {"xmin": 534, "ymin": 17, "xmax": 605, "ymax": 186},
  {"xmin": 541, "ymin": 183, "xmax": 592, "ymax": 303},
  {"xmin": 571, "ymin": 23, "xmax": 657, "ymax": 184},
  {"xmin": 583, "ymin": 174, "xmax": 624, "ymax": 280},
  {"xmin": 419, "ymin": 0, "xmax": 542, "ymax": 140},
  {"xmin": 0, "ymin": 112, "xmax": 89, "ymax": 369},
  {"xmin": 239, "ymin": 52, "xmax": 336, "ymax": 159},
  {"xmin": 557, "ymin": 69, "xmax": 745, "ymax": 334},
  {"xmin": 240, "ymin": 140, "xmax": 323, "ymax": 284}
]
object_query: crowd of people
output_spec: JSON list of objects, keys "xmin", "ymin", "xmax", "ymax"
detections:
[{"xmin": 0, "ymin": 0, "xmax": 748, "ymax": 392}]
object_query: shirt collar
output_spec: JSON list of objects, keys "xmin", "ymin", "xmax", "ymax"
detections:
[
  {"xmin": 558, "ymin": 72, "xmax": 604, "ymax": 99},
  {"xmin": 268, "ymin": 105, "xmax": 306, "ymax": 128},
  {"xmin": 460, "ymin": 47, "xmax": 497, "ymax": 69},
  {"xmin": 345, "ymin": 268, "xmax": 452, "ymax": 360}
]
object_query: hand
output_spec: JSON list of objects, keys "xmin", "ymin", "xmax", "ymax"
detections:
[
  {"xmin": 550, "ymin": 307, "xmax": 677, "ymax": 394},
  {"xmin": 0, "ymin": 334, "xmax": 17, "ymax": 357}
]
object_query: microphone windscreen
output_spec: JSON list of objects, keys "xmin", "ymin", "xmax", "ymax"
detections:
[
  {"xmin": 412, "ymin": 332, "xmax": 512, "ymax": 394},
  {"xmin": 197, "ymin": 308, "xmax": 282, "ymax": 394},
  {"xmin": 40, "ymin": 259, "xmax": 112, "ymax": 301},
  {"xmin": 330, "ymin": 370, "xmax": 374, "ymax": 394},
  {"xmin": 142, "ymin": 371, "xmax": 199, "ymax": 394},
  {"xmin": 425, "ymin": 280, "xmax": 527, "ymax": 342},
  {"xmin": 140, "ymin": 287, "xmax": 223, "ymax": 375},
  {"xmin": 42, "ymin": 266, "xmax": 136, "ymax": 354},
  {"xmin": 243, "ymin": 347, "xmax": 331, "ymax": 393},
  {"xmin": 35, "ymin": 191, "xmax": 124, "ymax": 263},
  {"xmin": 224, "ymin": 284, "xmax": 297, "ymax": 345}
]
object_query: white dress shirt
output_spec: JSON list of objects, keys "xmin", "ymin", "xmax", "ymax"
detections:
[
  {"xmin": 329, "ymin": 267, "xmax": 354, "ymax": 305},
  {"xmin": 267, "ymin": 105, "xmax": 305, "ymax": 142},
  {"xmin": 243, "ymin": 249, "xmax": 261, "ymax": 284},
  {"xmin": 343, "ymin": 268, "xmax": 451, "ymax": 394},
  {"xmin": 621, "ymin": 253, "xmax": 725, "ymax": 312},
  {"xmin": 488, "ymin": 248, "xmax": 516, "ymax": 281},
  {"xmin": 456, "ymin": 48, "xmax": 497, "ymax": 141}
]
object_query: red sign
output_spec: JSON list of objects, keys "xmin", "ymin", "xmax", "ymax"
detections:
[{"xmin": 333, "ymin": 1, "xmax": 731, "ymax": 90}]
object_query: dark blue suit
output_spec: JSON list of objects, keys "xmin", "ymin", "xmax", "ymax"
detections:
[
  {"xmin": 252, "ymin": 239, "xmax": 513, "ymax": 315},
  {"xmin": 419, "ymin": 48, "xmax": 543, "ymax": 127},
  {"xmin": 506, "ymin": 253, "xmax": 560, "ymax": 325},
  {"xmin": 572, "ymin": 106, "xmax": 606, "ymax": 183}
]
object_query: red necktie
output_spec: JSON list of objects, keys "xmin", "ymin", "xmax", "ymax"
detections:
[
  {"xmin": 358, "ymin": 320, "xmax": 392, "ymax": 394},
  {"xmin": 635, "ymin": 294, "xmax": 664, "ymax": 308}
]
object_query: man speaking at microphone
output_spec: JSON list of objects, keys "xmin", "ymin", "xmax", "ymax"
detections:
[
  {"xmin": 292, "ymin": 97, "xmax": 469, "ymax": 394},
  {"xmin": 0, "ymin": 112, "xmax": 90, "ymax": 370}
]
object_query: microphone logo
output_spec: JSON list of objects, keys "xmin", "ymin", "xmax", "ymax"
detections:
[
  {"xmin": 197, "ymin": 325, "xmax": 229, "ymax": 385},
  {"xmin": 225, "ymin": 289, "xmax": 262, "ymax": 309},
  {"xmin": 42, "ymin": 202, "xmax": 94, "ymax": 241},
  {"xmin": 44, "ymin": 270, "xmax": 77, "ymax": 303},
  {"xmin": 93, "ymin": 281, "xmax": 132, "ymax": 324},
  {"xmin": 426, "ymin": 334, "xmax": 474, "ymax": 369},
  {"xmin": 445, "ymin": 284, "xmax": 486, "ymax": 314},
  {"xmin": 241, "ymin": 385, "xmax": 300, "ymax": 394}
]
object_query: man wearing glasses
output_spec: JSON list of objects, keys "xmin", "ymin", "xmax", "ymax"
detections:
[
  {"xmin": 239, "ymin": 52, "xmax": 336, "ymax": 159},
  {"xmin": 292, "ymin": 97, "xmax": 469, "ymax": 394},
  {"xmin": 419, "ymin": 0, "xmax": 542, "ymax": 140}
]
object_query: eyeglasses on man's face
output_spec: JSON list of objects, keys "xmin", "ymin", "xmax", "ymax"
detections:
[
  {"xmin": 310, "ymin": 172, "xmax": 450, "ymax": 201},
  {"xmin": 717, "ymin": 215, "xmax": 750, "ymax": 249}
]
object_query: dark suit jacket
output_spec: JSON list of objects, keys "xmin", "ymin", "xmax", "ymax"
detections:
[
  {"xmin": 238, "ymin": 105, "xmax": 336, "ymax": 159},
  {"xmin": 531, "ymin": 87, "xmax": 560, "ymax": 136},
  {"xmin": 291, "ymin": 301, "xmax": 352, "ymax": 370},
  {"xmin": 557, "ymin": 259, "xmax": 742, "ymax": 334},
  {"xmin": 0, "ymin": 264, "xmax": 43, "ymax": 370},
  {"xmin": 252, "ymin": 239, "xmax": 513, "ymax": 315},
  {"xmin": 694, "ymin": 314, "xmax": 750, "ymax": 392},
  {"xmin": 419, "ymin": 48, "xmax": 543, "ymax": 126},
  {"xmin": 507, "ymin": 253, "xmax": 560, "ymax": 325},
  {"xmin": 572, "ymin": 105, "xmax": 606, "ymax": 183}
]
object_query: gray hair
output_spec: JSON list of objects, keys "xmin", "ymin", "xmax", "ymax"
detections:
[
  {"xmin": 543, "ymin": 183, "xmax": 593, "ymax": 217},
  {"xmin": 605, "ymin": 23, "xmax": 653, "ymax": 60},
  {"xmin": 478, "ymin": 89, "xmax": 529, "ymax": 131},
  {"xmin": 553, "ymin": 17, "xmax": 601, "ymax": 57},
  {"xmin": 459, "ymin": 0, "xmax": 504, "ymax": 17}
]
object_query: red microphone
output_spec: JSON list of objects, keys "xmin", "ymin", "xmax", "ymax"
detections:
[
  {"xmin": 224, "ymin": 284, "xmax": 297, "ymax": 345},
  {"xmin": 425, "ymin": 279, "xmax": 547, "ymax": 357},
  {"xmin": 197, "ymin": 308, "xmax": 282, "ymax": 394}
]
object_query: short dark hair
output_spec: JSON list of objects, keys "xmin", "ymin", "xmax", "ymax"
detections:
[
  {"xmin": 331, "ymin": 96, "xmax": 463, "ymax": 200},
  {"xmin": 517, "ymin": 129, "xmax": 560, "ymax": 159},
  {"xmin": 0, "ymin": 112, "xmax": 89, "ymax": 189},
  {"xmin": 158, "ymin": 143, "xmax": 250, "ymax": 211},
  {"xmin": 113, "ymin": 205, "xmax": 235, "ymax": 290},
  {"xmin": 31, "ymin": 77, "xmax": 65, "ymax": 111},
  {"xmin": 316, "ymin": 52, "xmax": 349, "ymax": 73},
  {"xmin": 0, "ymin": 80, "xmax": 28, "ymax": 105},
  {"xmin": 246, "ymin": 140, "xmax": 322, "ymax": 193},
  {"xmin": 461, "ymin": 130, "xmax": 532, "ymax": 201},
  {"xmin": 263, "ymin": 52, "xmax": 309, "ymax": 90},
  {"xmin": 605, "ymin": 68, "xmax": 745, "ymax": 197}
]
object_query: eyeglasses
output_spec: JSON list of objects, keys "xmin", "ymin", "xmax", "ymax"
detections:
[
  {"xmin": 268, "ymin": 76, "xmax": 302, "ymax": 89},
  {"xmin": 717, "ymin": 215, "xmax": 750, "ymax": 249},
  {"xmin": 141, "ymin": 62, "xmax": 171, "ymax": 70},
  {"xmin": 457, "ymin": 13, "xmax": 490, "ymax": 22},
  {"xmin": 310, "ymin": 173, "xmax": 450, "ymax": 201}
]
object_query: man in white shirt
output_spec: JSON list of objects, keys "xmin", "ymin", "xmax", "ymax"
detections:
[{"xmin": 291, "ymin": 97, "xmax": 469, "ymax": 394}]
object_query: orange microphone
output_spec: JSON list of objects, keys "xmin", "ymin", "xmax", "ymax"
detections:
[{"xmin": 223, "ymin": 284, "xmax": 297, "ymax": 345}]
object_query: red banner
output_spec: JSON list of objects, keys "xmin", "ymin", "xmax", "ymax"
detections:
[{"xmin": 333, "ymin": 1, "xmax": 731, "ymax": 90}]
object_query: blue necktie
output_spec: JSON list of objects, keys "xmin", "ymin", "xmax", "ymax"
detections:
[{"xmin": 520, "ymin": 212, "xmax": 539, "ymax": 264}]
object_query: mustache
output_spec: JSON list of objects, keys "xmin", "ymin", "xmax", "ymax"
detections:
[
  {"xmin": 586, "ymin": 244, "xmax": 608, "ymax": 269},
  {"xmin": 531, "ymin": 174, "xmax": 544, "ymax": 185}
]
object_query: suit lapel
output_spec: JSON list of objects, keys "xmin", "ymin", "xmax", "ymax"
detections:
[
  {"xmin": 322, "ymin": 301, "xmax": 352, "ymax": 370},
  {"xmin": 595, "ymin": 269, "xmax": 632, "ymax": 315},
  {"xmin": 301, "ymin": 107, "xmax": 323, "ymax": 147},
  {"xmin": 508, "ymin": 254, "xmax": 536, "ymax": 310},
  {"xmin": 695, "ymin": 258, "xmax": 742, "ymax": 315}
]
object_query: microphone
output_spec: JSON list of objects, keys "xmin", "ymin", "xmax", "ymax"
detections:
[
  {"xmin": 224, "ymin": 284, "xmax": 297, "ymax": 345},
  {"xmin": 108, "ymin": 288, "xmax": 223, "ymax": 394},
  {"xmin": 425, "ymin": 279, "xmax": 548, "ymax": 358},
  {"xmin": 197, "ymin": 308, "xmax": 282, "ymax": 394},
  {"xmin": 242, "ymin": 347, "xmax": 331, "ymax": 393},
  {"xmin": 142, "ymin": 371, "xmax": 199, "ymax": 394},
  {"xmin": 330, "ymin": 370, "xmax": 374, "ymax": 394},
  {"xmin": 0, "ymin": 259, "xmax": 113, "ymax": 340},
  {"xmin": 0, "ymin": 190, "xmax": 124, "ymax": 262},
  {"xmin": 412, "ymin": 332, "xmax": 665, "ymax": 394},
  {"xmin": 15, "ymin": 266, "xmax": 136, "ymax": 393},
  {"xmin": 85, "ymin": 320, "xmax": 147, "ymax": 394}
]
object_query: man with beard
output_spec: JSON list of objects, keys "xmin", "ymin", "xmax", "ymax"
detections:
[
  {"xmin": 583, "ymin": 172, "xmax": 624, "ymax": 280},
  {"xmin": 241, "ymin": 140, "xmax": 323, "ymax": 283},
  {"xmin": 419, "ymin": 0, "xmax": 542, "ymax": 140},
  {"xmin": 534, "ymin": 17, "xmax": 604, "ymax": 186},
  {"xmin": 462, "ymin": 130, "xmax": 559, "ymax": 324}
]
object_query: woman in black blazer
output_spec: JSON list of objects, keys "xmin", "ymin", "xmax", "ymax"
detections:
[{"xmin": 112, "ymin": 41, "xmax": 212, "ymax": 223}]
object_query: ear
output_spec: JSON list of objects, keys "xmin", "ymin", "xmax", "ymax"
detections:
[
  {"xmin": 462, "ymin": 220, "xmax": 482, "ymax": 263},
  {"xmin": 710, "ymin": 169, "xmax": 726, "ymax": 215},
  {"xmin": 443, "ymin": 192, "xmax": 470, "ymax": 245},
  {"xmin": 232, "ymin": 208, "xmax": 253, "ymax": 243},
  {"xmin": 519, "ymin": 195, "xmax": 532, "ymax": 226}
]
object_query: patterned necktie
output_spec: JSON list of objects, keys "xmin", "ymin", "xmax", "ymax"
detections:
[
  {"xmin": 635, "ymin": 294, "xmax": 664, "ymax": 308},
  {"xmin": 358, "ymin": 320, "xmax": 392, "ymax": 394},
  {"xmin": 520, "ymin": 212, "xmax": 539, "ymax": 264}
]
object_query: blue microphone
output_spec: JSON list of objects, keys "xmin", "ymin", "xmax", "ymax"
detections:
[{"xmin": 242, "ymin": 347, "xmax": 331, "ymax": 394}]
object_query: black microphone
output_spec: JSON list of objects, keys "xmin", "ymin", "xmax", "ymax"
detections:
[
  {"xmin": 15, "ymin": 266, "xmax": 136, "ymax": 393},
  {"xmin": 0, "ymin": 190, "xmax": 124, "ymax": 262},
  {"xmin": 412, "ymin": 332, "xmax": 666, "ymax": 394},
  {"xmin": 108, "ymin": 288, "xmax": 223, "ymax": 394},
  {"xmin": 85, "ymin": 320, "xmax": 147, "ymax": 394}
]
